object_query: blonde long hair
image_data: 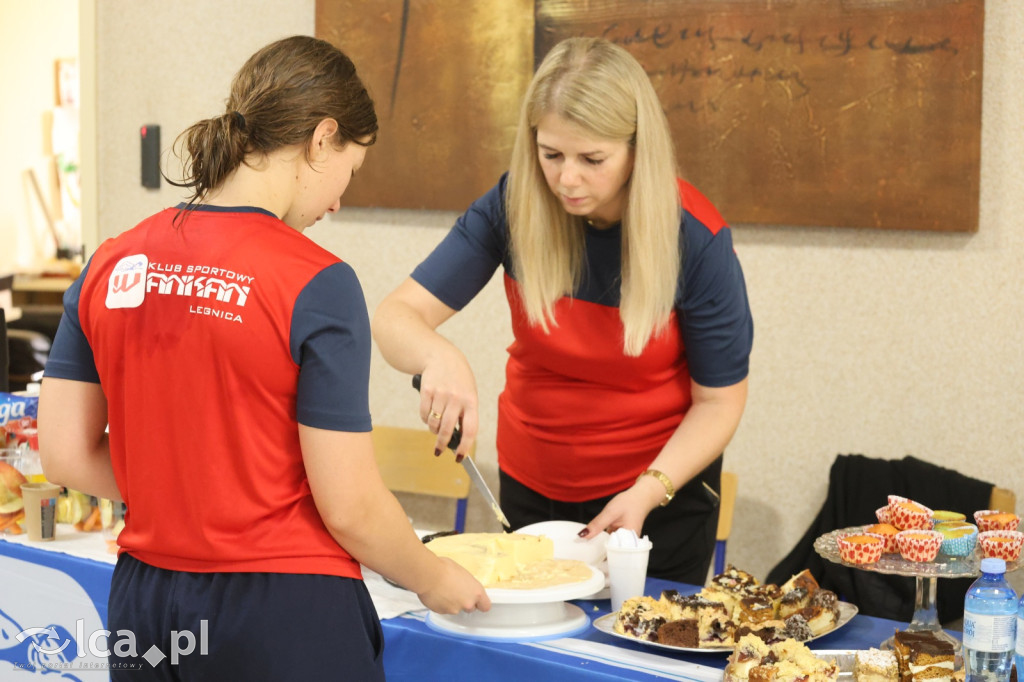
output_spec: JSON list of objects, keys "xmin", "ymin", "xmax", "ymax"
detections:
[{"xmin": 506, "ymin": 37, "xmax": 681, "ymax": 357}]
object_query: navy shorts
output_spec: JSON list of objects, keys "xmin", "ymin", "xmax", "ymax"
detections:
[
  {"xmin": 107, "ymin": 554, "xmax": 384, "ymax": 681},
  {"xmin": 499, "ymin": 456, "xmax": 722, "ymax": 585}
]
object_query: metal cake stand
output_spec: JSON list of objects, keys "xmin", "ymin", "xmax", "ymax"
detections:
[{"xmin": 814, "ymin": 525, "xmax": 1020, "ymax": 652}]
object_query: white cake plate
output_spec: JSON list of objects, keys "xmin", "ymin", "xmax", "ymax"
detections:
[{"xmin": 425, "ymin": 565, "xmax": 605, "ymax": 642}]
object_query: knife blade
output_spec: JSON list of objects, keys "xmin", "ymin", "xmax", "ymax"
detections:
[{"xmin": 411, "ymin": 374, "xmax": 511, "ymax": 530}]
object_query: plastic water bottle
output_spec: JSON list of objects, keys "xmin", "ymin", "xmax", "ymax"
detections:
[
  {"xmin": 964, "ymin": 557, "xmax": 1017, "ymax": 682},
  {"xmin": 1015, "ymin": 588, "xmax": 1024, "ymax": 682}
]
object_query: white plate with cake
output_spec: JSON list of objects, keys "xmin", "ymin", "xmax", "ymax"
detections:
[
  {"xmin": 593, "ymin": 566, "xmax": 859, "ymax": 653},
  {"xmin": 593, "ymin": 600, "xmax": 858, "ymax": 653},
  {"xmin": 422, "ymin": 531, "xmax": 607, "ymax": 641}
]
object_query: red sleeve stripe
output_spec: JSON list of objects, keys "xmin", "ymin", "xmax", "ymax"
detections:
[{"xmin": 677, "ymin": 178, "xmax": 726, "ymax": 235}]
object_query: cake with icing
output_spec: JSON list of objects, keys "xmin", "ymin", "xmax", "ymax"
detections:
[
  {"xmin": 424, "ymin": 532, "xmax": 591, "ymax": 588},
  {"xmin": 893, "ymin": 631, "xmax": 955, "ymax": 682}
]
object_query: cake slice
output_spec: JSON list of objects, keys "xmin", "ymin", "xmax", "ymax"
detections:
[
  {"xmin": 780, "ymin": 568, "xmax": 820, "ymax": 596},
  {"xmin": 614, "ymin": 596, "xmax": 672, "ymax": 641},
  {"xmin": 856, "ymin": 648, "xmax": 899, "ymax": 682},
  {"xmin": 659, "ymin": 590, "xmax": 729, "ymax": 621},
  {"xmin": 724, "ymin": 633, "xmax": 839, "ymax": 682},
  {"xmin": 778, "ymin": 586, "xmax": 812, "ymax": 618},
  {"xmin": 893, "ymin": 631, "xmax": 956, "ymax": 682},
  {"xmin": 656, "ymin": 619, "xmax": 699, "ymax": 648},
  {"xmin": 737, "ymin": 594, "xmax": 778, "ymax": 625},
  {"xmin": 697, "ymin": 607, "xmax": 736, "ymax": 648},
  {"xmin": 733, "ymin": 619, "xmax": 790, "ymax": 645},
  {"xmin": 799, "ymin": 589, "xmax": 841, "ymax": 635}
]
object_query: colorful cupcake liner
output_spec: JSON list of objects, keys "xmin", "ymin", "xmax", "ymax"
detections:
[
  {"xmin": 938, "ymin": 525, "xmax": 978, "ymax": 557},
  {"xmin": 978, "ymin": 530, "xmax": 1024, "ymax": 561},
  {"xmin": 974, "ymin": 510, "xmax": 1021, "ymax": 533},
  {"xmin": 895, "ymin": 529, "xmax": 943, "ymax": 562},
  {"xmin": 837, "ymin": 533, "xmax": 885, "ymax": 565}
]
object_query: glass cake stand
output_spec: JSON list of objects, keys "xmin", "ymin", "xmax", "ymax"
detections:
[{"xmin": 814, "ymin": 526, "xmax": 1021, "ymax": 652}]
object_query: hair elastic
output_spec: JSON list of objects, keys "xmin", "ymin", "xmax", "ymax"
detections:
[{"xmin": 232, "ymin": 111, "xmax": 246, "ymax": 129}]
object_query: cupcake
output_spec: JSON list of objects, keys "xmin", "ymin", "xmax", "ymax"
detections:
[
  {"xmin": 876, "ymin": 506, "xmax": 893, "ymax": 525},
  {"xmin": 895, "ymin": 529, "xmax": 943, "ymax": 562},
  {"xmin": 837, "ymin": 533, "xmax": 886, "ymax": 565},
  {"xmin": 978, "ymin": 530, "xmax": 1024, "ymax": 561},
  {"xmin": 889, "ymin": 499, "xmax": 934, "ymax": 531},
  {"xmin": 865, "ymin": 523, "xmax": 900, "ymax": 554},
  {"xmin": 974, "ymin": 511, "xmax": 1021, "ymax": 533},
  {"xmin": 935, "ymin": 522, "xmax": 979, "ymax": 557},
  {"xmin": 931, "ymin": 510, "xmax": 966, "ymax": 526}
]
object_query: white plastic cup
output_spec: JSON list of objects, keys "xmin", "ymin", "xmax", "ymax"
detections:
[{"xmin": 606, "ymin": 534, "xmax": 652, "ymax": 612}]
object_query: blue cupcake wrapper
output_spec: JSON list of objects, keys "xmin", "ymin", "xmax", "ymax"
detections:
[{"xmin": 940, "ymin": 530, "xmax": 978, "ymax": 556}]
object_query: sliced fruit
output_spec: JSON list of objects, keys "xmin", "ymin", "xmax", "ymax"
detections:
[
  {"xmin": 100, "ymin": 499, "xmax": 114, "ymax": 529},
  {"xmin": 0, "ymin": 498, "xmax": 25, "ymax": 515}
]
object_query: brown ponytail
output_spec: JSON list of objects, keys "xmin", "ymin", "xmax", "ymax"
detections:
[{"xmin": 170, "ymin": 36, "xmax": 377, "ymax": 222}]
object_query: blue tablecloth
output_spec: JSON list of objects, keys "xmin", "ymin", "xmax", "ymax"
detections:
[
  {"xmin": 1, "ymin": 537, "xmax": 925, "ymax": 681},
  {"xmin": 379, "ymin": 578, "xmax": 913, "ymax": 681}
]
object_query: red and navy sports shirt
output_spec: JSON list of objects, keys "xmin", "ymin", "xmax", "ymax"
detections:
[
  {"xmin": 45, "ymin": 205, "xmax": 372, "ymax": 576},
  {"xmin": 411, "ymin": 175, "xmax": 753, "ymax": 501}
]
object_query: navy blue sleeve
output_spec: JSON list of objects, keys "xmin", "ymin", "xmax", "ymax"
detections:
[
  {"xmin": 410, "ymin": 176, "xmax": 510, "ymax": 310},
  {"xmin": 43, "ymin": 259, "xmax": 102, "ymax": 384},
  {"xmin": 679, "ymin": 221, "xmax": 754, "ymax": 387},
  {"xmin": 291, "ymin": 262, "xmax": 373, "ymax": 432}
]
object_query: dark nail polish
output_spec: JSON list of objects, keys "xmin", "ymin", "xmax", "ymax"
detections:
[
  {"xmin": 456, "ymin": 454, "xmax": 464, "ymax": 463},
  {"xmin": 578, "ymin": 528, "xmax": 590, "ymax": 538},
  {"xmin": 434, "ymin": 448, "xmax": 441, "ymax": 457}
]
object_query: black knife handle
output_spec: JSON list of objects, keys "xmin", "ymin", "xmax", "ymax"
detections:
[{"xmin": 411, "ymin": 374, "xmax": 462, "ymax": 451}]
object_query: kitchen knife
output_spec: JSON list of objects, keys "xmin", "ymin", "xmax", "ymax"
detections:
[{"xmin": 411, "ymin": 374, "xmax": 511, "ymax": 530}]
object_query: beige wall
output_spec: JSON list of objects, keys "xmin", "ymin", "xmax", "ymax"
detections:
[
  {"xmin": 0, "ymin": 1, "xmax": 79, "ymax": 271},
  {"xmin": 93, "ymin": 1, "xmax": 1024, "ymax": 583}
]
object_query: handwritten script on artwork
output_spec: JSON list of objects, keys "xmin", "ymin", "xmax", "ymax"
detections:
[
  {"xmin": 537, "ymin": 0, "xmax": 984, "ymax": 231},
  {"xmin": 317, "ymin": 0, "xmax": 983, "ymax": 231}
]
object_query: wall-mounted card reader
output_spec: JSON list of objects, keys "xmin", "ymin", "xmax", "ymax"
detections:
[{"xmin": 141, "ymin": 124, "xmax": 160, "ymax": 189}]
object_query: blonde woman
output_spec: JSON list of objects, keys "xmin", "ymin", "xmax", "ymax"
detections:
[{"xmin": 373, "ymin": 37, "xmax": 753, "ymax": 584}]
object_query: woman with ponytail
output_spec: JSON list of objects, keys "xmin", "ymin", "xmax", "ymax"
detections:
[
  {"xmin": 38, "ymin": 35, "xmax": 488, "ymax": 680},
  {"xmin": 373, "ymin": 37, "xmax": 753, "ymax": 584}
]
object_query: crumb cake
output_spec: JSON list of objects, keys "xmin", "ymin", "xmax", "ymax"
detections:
[
  {"xmin": 725, "ymin": 634, "xmax": 839, "ymax": 682},
  {"xmin": 856, "ymin": 648, "xmax": 899, "ymax": 682},
  {"xmin": 614, "ymin": 596, "xmax": 671, "ymax": 641}
]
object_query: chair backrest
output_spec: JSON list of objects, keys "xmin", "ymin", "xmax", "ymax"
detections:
[
  {"xmin": 370, "ymin": 425, "xmax": 473, "ymax": 532},
  {"xmin": 1, "ymin": 307, "xmax": 8, "ymax": 393},
  {"xmin": 713, "ymin": 470, "xmax": 738, "ymax": 575},
  {"xmin": 990, "ymin": 486, "xmax": 1016, "ymax": 513}
]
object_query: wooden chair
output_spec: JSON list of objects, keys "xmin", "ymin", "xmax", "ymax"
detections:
[
  {"xmin": 990, "ymin": 486, "xmax": 1016, "ymax": 513},
  {"xmin": 370, "ymin": 425, "xmax": 472, "ymax": 532},
  {"xmin": 1, "ymin": 307, "xmax": 8, "ymax": 392},
  {"xmin": 713, "ymin": 470, "xmax": 738, "ymax": 575}
]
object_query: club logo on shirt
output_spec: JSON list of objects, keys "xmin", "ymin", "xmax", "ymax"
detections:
[{"xmin": 105, "ymin": 255, "xmax": 149, "ymax": 309}]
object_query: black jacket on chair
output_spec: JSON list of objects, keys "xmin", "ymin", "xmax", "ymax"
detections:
[{"xmin": 766, "ymin": 453, "xmax": 994, "ymax": 624}]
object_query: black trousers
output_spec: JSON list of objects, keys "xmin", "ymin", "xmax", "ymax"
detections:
[{"xmin": 499, "ymin": 456, "xmax": 722, "ymax": 585}]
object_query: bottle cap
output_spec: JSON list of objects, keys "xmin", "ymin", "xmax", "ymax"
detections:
[{"xmin": 980, "ymin": 557, "xmax": 1007, "ymax": 574}]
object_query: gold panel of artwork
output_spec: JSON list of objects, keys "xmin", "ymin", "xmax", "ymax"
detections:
[
  {"xmin": 319, "ymin": 0, "xmax": 983, "ymax": 232},
  {"xmin": 316, "ymin": 1, "xmax": 534, "ymax": 211}
]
